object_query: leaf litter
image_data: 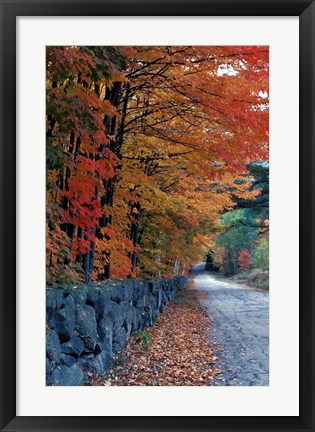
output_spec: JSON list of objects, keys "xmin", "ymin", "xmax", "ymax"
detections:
[{"xmin": 88, "ymin": 282, "xmax": 219, "ymax": 386}]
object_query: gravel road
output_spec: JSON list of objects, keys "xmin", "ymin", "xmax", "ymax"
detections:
[{"xmin": 193, "ymin": 263, "xmax": 269, "ymax": 386}]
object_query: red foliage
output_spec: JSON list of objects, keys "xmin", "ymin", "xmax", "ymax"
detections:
[
  {"xmin": 46, "ymin": 46, "xmax": 268, "ymax": 284},
  {"xmin": 238, "ymin": 249, "xmax": 251, "ymax": 270}
]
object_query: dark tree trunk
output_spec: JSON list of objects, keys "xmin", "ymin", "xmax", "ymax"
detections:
[
  {"xmin": 76, "ymin": 227, "xmax": 83, "ymax": 266},
  {"xmin": 94, "ymin": 82, "xmax": 130, "ymax": 279},
  {"xmin": 128, "ymin": 202, "xmax": 141, "ymax": 275},
  {"xmin": 84, "ymin": 245, "xmax": 91, "ymax": 283}
]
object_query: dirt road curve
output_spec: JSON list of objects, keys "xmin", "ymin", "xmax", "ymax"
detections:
[{"xmin": 193, "ymin": 263, "xmax": 269, "ymax": 386}]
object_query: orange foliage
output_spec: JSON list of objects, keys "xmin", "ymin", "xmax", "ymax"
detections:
[{"xmin": 46, "ymin": 46, "xmax": 269, "ymax": 284}]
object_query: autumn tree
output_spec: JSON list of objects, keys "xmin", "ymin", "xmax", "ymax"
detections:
[
  {"xmin": 238, "ymin": 249, "xmax": 251, "ymax": 270},
  {"xmin": 46, "ymin": 45, "xmax": 269, "ymax": 284},
  {"xmin": 46, "ymin": 46, "xmax": 131, "ymax": 283}
]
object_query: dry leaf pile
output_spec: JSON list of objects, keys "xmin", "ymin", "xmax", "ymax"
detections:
[{"xmin": 89, "ymin": 285, "xmax": 218, "ymax": 386}]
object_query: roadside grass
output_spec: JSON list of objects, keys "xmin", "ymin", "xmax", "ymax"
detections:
[
  {"xmin": 209, "ymin": 269, "xmax": 269, "ymax": 291},
  {"xmin": 229, "ymin": 269, "xmax": 269, "ymax": 290}
]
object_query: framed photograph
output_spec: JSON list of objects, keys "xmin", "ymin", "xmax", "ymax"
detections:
[{"xmin": 0, "ymin": 0, "xmax": 314, "ymax": 431}]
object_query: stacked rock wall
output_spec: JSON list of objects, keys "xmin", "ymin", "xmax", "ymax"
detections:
[{"xmin": 46, "ymin": 276, "xmax": 187, "ymax": 386}]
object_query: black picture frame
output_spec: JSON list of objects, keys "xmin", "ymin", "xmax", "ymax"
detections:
[{"xmin": 0, "ymin": 0, "xmax": 314, "ymax": 431}]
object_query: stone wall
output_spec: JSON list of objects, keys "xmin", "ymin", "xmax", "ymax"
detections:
[{"xmin": 46, "ymin": 275, "xmax": 187, "ymax": 386}]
